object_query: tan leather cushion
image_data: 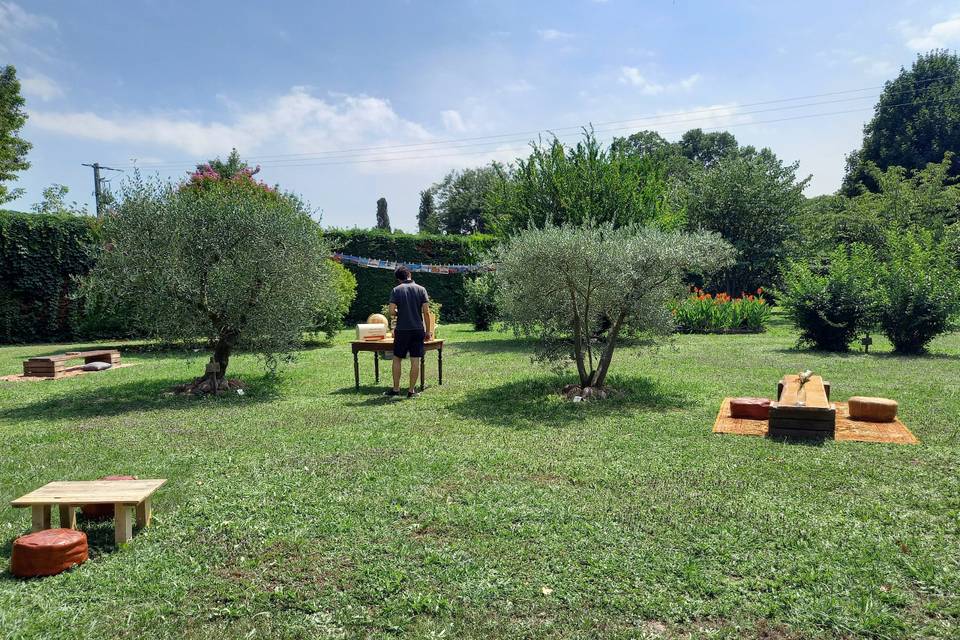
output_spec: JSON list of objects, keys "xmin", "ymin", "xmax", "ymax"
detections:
[
  {"xmin": 730, "ymin": 397, "xmax": 771, "ymax": 420},
  {"xmin": 848, "ymin": 396, "xmax": 898, "ymax": 422}
]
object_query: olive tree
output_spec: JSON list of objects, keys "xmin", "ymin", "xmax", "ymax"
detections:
[
  {"xmin": 84, "ymin": 170, "xmax": 336, "ymax": 390},
  {"xmin": 493, "ymin": 223, "xmax": 734, "ymax": 392}
]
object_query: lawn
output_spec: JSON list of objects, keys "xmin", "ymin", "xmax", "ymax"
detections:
[{"xmin": 0, "ymin": 317, "xmax": 958, "ymax": 639}]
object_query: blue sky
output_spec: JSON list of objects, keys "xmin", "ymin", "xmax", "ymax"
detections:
[{"xmin": 3, "ymin": 1, "xmax": 960, "ymax": 229}]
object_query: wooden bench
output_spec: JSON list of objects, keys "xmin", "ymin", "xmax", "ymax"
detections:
[
  {"xmin": 769, "ymin": 374, "xmax": 836, "ymax": 437},
  {"xmin": 12, "ymin": 479, "xmax": 166, "ymax": 545},
  {"xmin": 23, "ymin": 349, "xmax": 121, "ymax": 378}
]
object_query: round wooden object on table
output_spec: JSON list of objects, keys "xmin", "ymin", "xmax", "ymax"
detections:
[
  {"xmin": 81, "ymin": 475, "xmax": 138, "ymax": 520},
  {"xmin": 848, "ymin": 396, "xmax": 898, "ymax": 422},
  {"xmin": 10, "ymin": 528, "xmax": 88, "ymax": 578},
  {"xmin": 730, "ymin": 397, "xmax": 771, "ymax": 420}
]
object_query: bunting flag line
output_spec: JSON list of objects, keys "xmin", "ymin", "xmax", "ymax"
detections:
[{"xmin": 332, "ymin": 252, "xmax": 494, "ymax": 275}]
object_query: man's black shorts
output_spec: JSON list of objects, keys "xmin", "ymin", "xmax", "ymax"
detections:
[{"xmin": 393, "ymin": 329, "xmax": 426, "ymax": 359}]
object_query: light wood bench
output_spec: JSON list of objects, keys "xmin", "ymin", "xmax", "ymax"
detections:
[
  {"xmin": 23, "ymin": 349, "xmax": 121, "ymax": 378},
  {"xmin": 11, "ymin": 479, "xmax": 166, "ymax": 544}
]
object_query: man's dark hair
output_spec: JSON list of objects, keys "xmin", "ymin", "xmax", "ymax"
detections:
[{"xmin": 395, "ymin": 266, "xmax": 411, "ymax": 282}]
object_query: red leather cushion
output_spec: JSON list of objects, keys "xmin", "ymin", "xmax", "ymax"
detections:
[
  {"xmin": 81, "ymin": 475, "xmax": 138, "ymax": 520},
  {"xmin": 11, "ymin": 528, "xmax": 88, "ymax": 578},
  {"xmin": 730, "ymin": 397, "xmax": 771, "ymax": 420}
]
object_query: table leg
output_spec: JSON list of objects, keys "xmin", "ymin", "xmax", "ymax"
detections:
[
  {"xmin": 31, "ymin": 505, "xmax": 51, "ymax": 532},
  {"xmin": 353, "ymin": 351, "xmax": 360, "ymax": 391},
  {"xmin": 136, "ymin": 498, "xmax": 152, "ymax": 528},
  {"xmin": 438, "ymin": 347, "xmax": 443, "ymax": 385},
  {"xmin": 420, "ymin": 355, "xmax": 426, "ymax": 391},
  {"xmin": 58, "ymin": 505, "xmax": 76, "ymax": 529},
  {"xmin": 374, "ymin": 352, "xmax": 380, "ymax": 384},
  {"xmin": 115, "ymin": 504, "xmax": 132, "ymax": 545}
]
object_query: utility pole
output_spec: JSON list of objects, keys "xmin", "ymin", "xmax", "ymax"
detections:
[{"xmin": 81, "ymin": 162, "xmax": 122, "ymax": 218}]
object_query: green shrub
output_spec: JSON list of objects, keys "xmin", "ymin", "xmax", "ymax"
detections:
[
  {"xmin": 877, "ymin": 229, "xmax": 960, "ymax": 354},
  {"xmin": 671, "ymin": 289, "xmax": 771, "ymax": 333},
  {"xmin": 463, "ymin": 273, "xmax": 498, "ymax": 330},
  {"xmin": 779, "ymin": 244, "xmax": 880, "ymax": 351},
  {"xmin": 314, "ymin": 260, "xmax": 357, "ymax": 338}
]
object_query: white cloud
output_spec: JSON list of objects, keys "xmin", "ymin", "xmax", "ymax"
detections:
[
  {"xmin": 0, "ymin": 1, "xmax": 57, "ymax": 32},
  {"xmin": 619, "ymin": 67, "xmax": 700, "ymax": 95},
  {"xmin": 440, "ymin": 109, "xmax": 466, "ymax": 133},
  {"xmin": 537, "ymin": 28, "xmax": 575, "ymax": 41},
  {"xmin": 20, "ymin": 73, "xmax": 63, "ymax": 101},
  {"xmin": 29, "ymin": 88, "xmax": 436, "ymax": 157},
  {"xmin": 901, "ymin": 15, "xmax": 960, "ymax": 50}
]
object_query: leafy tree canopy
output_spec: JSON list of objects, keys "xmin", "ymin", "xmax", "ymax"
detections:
[
  {"xmin": 428, "ymin": 165, "xmax": 500, "ymax": 235},
  {"xmin": 31, "ymin": 184, "xmax": 88, "ymax": 216},
  {"xmin": 843, "ymin": 50, "xmax": 960, "ymax": 194},
  {"xmin": 0, "ymin": 65, "xmax": 31, "ymax": 204},
  {"xmin": 83, "ymin": 169, "xmax": 338, "ymax": 388},
  {"xmin": 417, "ymin": 189, "xmax": 439, "ymax": 234},
  {"xmin": 375, "ymin": 197, "xmax": 391, "ymax": 231}
]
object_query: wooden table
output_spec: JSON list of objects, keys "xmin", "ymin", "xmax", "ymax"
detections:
[
  {"xmin": 11, "ymin": 479, "xmax": 166, "ymax": 544},
  {"xmin": 769, "ymin": 374, "xmax": 836, "ymax": 437},
  {"xmin": 351, "ymin": 339, "xmax": 444, "ymax": 391}
]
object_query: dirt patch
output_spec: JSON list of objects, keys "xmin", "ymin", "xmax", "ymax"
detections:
[{"xmin": 170, "ymin": 377, "xmax": 246, "ymax": 396}]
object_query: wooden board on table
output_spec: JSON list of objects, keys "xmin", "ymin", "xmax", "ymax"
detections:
[{"xmin": 11, "ymin": 479, "xmax": 167, "ymax": 507}]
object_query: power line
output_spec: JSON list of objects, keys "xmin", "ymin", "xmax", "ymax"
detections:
[
  {"xmin": 111, "ymin": 92, "xmax": 960, "ymax": 171},
  {"xmin": 109, "ymin": 72, "xmax": 959, "ymax": 170}
]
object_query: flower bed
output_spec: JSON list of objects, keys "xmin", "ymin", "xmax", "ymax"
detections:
[{"xmin": 672, "ymin": 288, "xmax": 770, "ymax": 333}]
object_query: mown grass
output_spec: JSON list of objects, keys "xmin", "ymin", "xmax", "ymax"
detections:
[{"xmin": 0, "ymin": 316, "xmax": 958, "ymax": 639}]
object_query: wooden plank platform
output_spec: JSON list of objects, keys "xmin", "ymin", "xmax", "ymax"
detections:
[
  {"xmin": 712, "ymin": 398, "xmax": 918, "ymax": 445},
  {"xmin": 769, "ymin": 374, "xmax": 836, "ymax": 436},
  {"xmin": 22, "ymin": 350, "xmax": 121, "ymax": 378},
  {"xmin": 12, "ymin": 479, "xmax": 166, "ymax": 545}
]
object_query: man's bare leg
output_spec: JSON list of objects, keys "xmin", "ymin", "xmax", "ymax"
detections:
[
  {"xmin": 392, "ymin": 356, "xmax": 402, "ymax": 392},
  {"xmin": 408, "ymin": 357, "xmax": 421, "ymax": 393}
]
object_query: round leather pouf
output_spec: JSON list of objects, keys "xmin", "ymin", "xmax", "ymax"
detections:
[
  {"xmin": 11, "ymin": 528, "xmax": 88, "ymax": 578},
  {"xmin": 81, "ymin": 475, "xmax": 138, "ymax": 520}
]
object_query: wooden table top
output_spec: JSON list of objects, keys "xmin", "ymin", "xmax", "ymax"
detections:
[
  {"xmin": 351, "ymin": 338, "xmax": 444, "ymax": 352},
  {"xmin": 777, "ymin": 374, "xmax": 830, "ymax": 409},
  {"xmin": 11, "ymin": 479, "xmax": 166, "ymax": 507}
]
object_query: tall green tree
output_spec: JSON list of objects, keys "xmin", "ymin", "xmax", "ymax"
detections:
[
  {"xmin": 430, "ymin": 165, "xmax": 499, "ymax": 234},
  {"xmin": 678, "ymin": 129, "xmax": 740, "ymax": 168},
  {"xmin": 490, "ymin": 131, "xmax": 679, "ymax": 233},
  {"xmin": 417, "ymin": 189, "xmax": 439, "ymax": 233},
  {"xmin": 686, "ymin": 148, "xmax": 809, "ymax": 293},
  {"xmin": 0, "ymin": 65, "xmax": 31, "ymax": 204},
  {"xmin": 375, "ymin": 197, "xmax": 391, "ymax": 231},
  {"xmin": 842, "ymin": 50, "xmax": 960, "ymax": 194},
  {"xmin": 31, "ymin": 184, "xmax": 88, "ymax": 216}
]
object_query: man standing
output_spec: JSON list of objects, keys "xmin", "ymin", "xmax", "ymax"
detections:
[{"xmin": 385, "ymin": 266, "xmax": 432, "ymax": 398}]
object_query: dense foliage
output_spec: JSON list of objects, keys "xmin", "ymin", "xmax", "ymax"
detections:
[
  {"xmin": 324, "ymin": 229, "xmax": 497, "ymax": 323},
  {"xmin": 686, "ymin": 148, "xmax": 808, "ymax": 294},
  {"xmin": 494, "ymin": 222, "xmax": 733, "ymax": 389},
  {"xmin": 843, "ymin": 51, "xmax": 960, "ymax": 194},
  {"xmin": 0, "ymin": 211, "xmax": 102, "ymax": 343},
  {"xmin": 84, "ymin": 171, "xmax": 337, "ymax": 383},
  {"xmin": 417, "ymin": 189, "xmax": 438, "ymax": 233},
  {"xmin": 0, "ymin": 65, "xmax": 31, "ymax": 204},
  {"xmin": 463, "ymin": 273, "xmax": 498, "ymax": 331},
  {"xmin": 313, "ymin": 260, "xmax": 358, "ymax": 339},
  {"xmin": 31, "ymin": 184, "xmax": 88, "ymax": 216},
  {"xmin": 671, "ymin": 289, "xmax": 770, "ymax": 333},
  {"xmin": 779, "ymin": 245, "xmax": 880, "ymax": 351},
  {"xmin": 877, "ymin": 229, "xmax": 960, "ymax": 354},
  {"xmin": 489, "ymin": 131, "xmax": 681, "ymax": 234},
  {"xmin": 427, "ymin": 165, "xmax": 499, "ymax": 234},
  {"xmin": 375, "ymin": 197, "xmax": 391, "ymax": 231}
]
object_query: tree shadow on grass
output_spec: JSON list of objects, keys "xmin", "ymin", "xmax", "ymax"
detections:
[
  {"xmin": 447, "ymin": 337, "xmax": 539, "ymax": 355},
  {"xmin": 0, "ymin": 375, "xmax": 280, "ymax": 423},
  {"xmin": 449, "ymin": 374, "xmax": 690, "ymax": 429}
]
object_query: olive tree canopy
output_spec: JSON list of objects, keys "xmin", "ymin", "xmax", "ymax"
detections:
[
  {"xmin": 84, "ymin": 170, "xmax": 337, "ymax": 388},
  {"xmin": 493, "ymin": 223, "xmax": 734, "ymax": 390}
]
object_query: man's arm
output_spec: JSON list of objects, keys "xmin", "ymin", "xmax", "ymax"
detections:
[
  {"xmin": 422, "ymin": 302, "xmax": 432, "ymax": 340},
  {"xmin": 389, "ymin": 303, "xmax": 398, "ymax": 329}
]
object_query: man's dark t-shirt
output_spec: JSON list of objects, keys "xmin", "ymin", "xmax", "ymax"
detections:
[{"xmin": 390, "ymin": 280, "xmax": 429, "ymax": 331}]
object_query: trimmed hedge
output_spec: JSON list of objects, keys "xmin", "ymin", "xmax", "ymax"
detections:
[
  {"xmin": 324, "ymin": 229, "xmax": 498, "ymax": 322},
  {"xmin": 0, "ymin": 210, "xmax": 102, "ymax": 343},
  {"xmin": 0, "ymin": 214, "xmax": 498, "ymax": 343}
]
